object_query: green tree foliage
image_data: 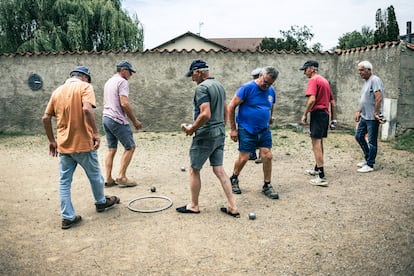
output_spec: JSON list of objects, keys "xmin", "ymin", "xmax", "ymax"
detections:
[
  {"xmin": 260, "ymin": 25, "xmax": 321, "ymax": 51},
  {"xmin": 386, "ymin": 5, "xmax": 399, "ymax": 41},
  {"xmin": 337, "ymin": 5, "xmax": 400, "ymax": 49},
  {"xmin": 0, "ymin": 0, "xmax": 144, "ymax": 53},
  {"xmin": 374, "ymin": 8, "xmax": 388, "ymax": 44},
  {"xmin": 337, "ymin": 26, "xmax": 374, "ymax": 49},
  {"xmin": 374, "ymin": 5, "xmax": 400, "ymax": 43}
]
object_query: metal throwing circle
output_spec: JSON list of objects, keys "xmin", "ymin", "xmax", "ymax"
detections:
[{"xmin": 127, "ymin": 195, "xmax": 173, "ymax": 213}]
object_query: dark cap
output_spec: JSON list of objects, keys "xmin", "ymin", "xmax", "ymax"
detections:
[
  {"xmin": 185, "ymin": 59, "xmax": 209, "ymax": 77},
  {"xmin": 70, "ymin": 66, "xmax": 91, "ymax": 83},
  {"xmin": 299, "ymin": 60, "xmax": 319, "ymax": 70},
  {"xmin": 117, "ymin": 60, "xmax": 136, "ymax": 73}
]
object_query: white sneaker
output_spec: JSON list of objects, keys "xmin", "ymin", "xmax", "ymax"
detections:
[
  {"xmin": 357, "ymin": 161, "xmax": 367, "ymax": 168},
  {"xmin": 304, "ymin": 168, "xmax": 320, "ymax": 176},
  {"xmin": 357, "ymin": 164, "xmax": 374, "ymax": 173},
  {"xmin": 309, "ymin": 176, "xmax": 328, "ymax": 186}
]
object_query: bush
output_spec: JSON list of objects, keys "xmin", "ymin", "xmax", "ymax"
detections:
[{"xmin": 393, "ymin": 131, "xmax": 414, "ymax": 152}]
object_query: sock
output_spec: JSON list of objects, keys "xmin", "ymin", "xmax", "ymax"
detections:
[
  {"xmin": 263, "ymin": 181, "xmax": 271, "ymax": 189},
  {"xmin": 317, "ymin": 167, "xmax": 325, "ymax": 178},
  {"xmin": 231, "ymin": 174, "xmax": 238, "ymax": 180}
]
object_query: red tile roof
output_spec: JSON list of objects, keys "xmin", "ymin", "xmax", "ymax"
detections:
[{"xmin": 208, "ymin": 38, "xmax": 264, "ymax": 51}]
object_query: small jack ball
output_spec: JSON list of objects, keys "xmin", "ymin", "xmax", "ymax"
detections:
[
  {"xmin": 180, "ymin": 167, "xmax": 186, "ymax": 172},
  {"xmin": 150, "ymin": 186, "xmax": 156, "ymax": 192},
  {"xmin": 248, "ymin": 212, "xmax": 256, "ymax": 220}
]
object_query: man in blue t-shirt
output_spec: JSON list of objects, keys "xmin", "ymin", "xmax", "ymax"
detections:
[{"xmin": 228, "ymin": 66, "xmax": 279, "ymax": 199}]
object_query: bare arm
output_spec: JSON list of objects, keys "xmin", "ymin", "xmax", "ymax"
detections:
[
  {"xmin": 42, "ymin": 113, "xmax": 58, "ymax": 157},
  {"xmin": 269, "ymin": 104, "xmax": 275, "ymax": 125},
  {"xmin": 183, "ymin": 102, "xmax": 211, "ymax": 136},
  {"xmin": 301, "ymin": 95, "xmax": 316, "ymax": 124},
  {"xmin": 223, "ymin": 102, "xmax": 228, "ymax": 126},
  {"xmin": 120, "ymin": 95, "xmax": 142, "ymax": 130},
  {"xmin": 82, "ymin": 102, "xmax": 100, "ymax": 150},
  {"xmin": 330, "ymin": 99, "xmax": 337, "ymax": 120},
  {"xmin": 227, "ymin": 95, "xmax": 243, "ymax": 142},
  {"xmin": 373, "ymin": 90, "xmax": 382, "ymax": 121}
]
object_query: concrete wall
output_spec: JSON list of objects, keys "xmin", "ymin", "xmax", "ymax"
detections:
[{"xmin": 0, "ymin": 42, "xmax": 413, "ymax": 136}]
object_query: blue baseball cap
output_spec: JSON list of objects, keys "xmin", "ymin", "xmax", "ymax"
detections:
[
  {"xmin": 70, "ymin": 66, "xmax": 91, "ymax": 83},
  {"xmin": 117, "ymin": 60, "xmax": 136, "ymax": 73}
]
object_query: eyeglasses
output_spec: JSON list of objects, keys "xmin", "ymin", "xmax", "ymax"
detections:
[{"xmin": 262, "ymin": 75, "xmax": 275, "ymax": 86}]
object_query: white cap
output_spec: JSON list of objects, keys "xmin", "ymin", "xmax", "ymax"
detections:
[{"xmin": 251, "ymin": 68, "xmax": 262, "ymax": 76}]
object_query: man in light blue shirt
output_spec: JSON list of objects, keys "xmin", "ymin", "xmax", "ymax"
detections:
[{"xmin": 355, "ymin": 60, "xmax": 384, "ymax": 173}]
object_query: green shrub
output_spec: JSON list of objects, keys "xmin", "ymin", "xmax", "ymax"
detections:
[{"xmin": 393, "ymin": 131, "xmax": 414, "ymax": 152}]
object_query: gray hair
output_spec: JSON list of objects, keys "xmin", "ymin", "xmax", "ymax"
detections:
[
  {"xmin": 70, "ymin": 71, "xmax": 85, "ymax": 78},
  {"xmin": 197, "ymin": 68, "xmax": 209, "ymax": 73},
  {"xmin": 261, "ymin": 66, "xmax": 279, "ymax": 80},
  {"xmin": 358, "ymin": 61, "xmax": 373, "ymax": 70}
]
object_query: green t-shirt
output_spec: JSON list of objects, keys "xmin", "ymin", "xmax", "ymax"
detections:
[{"xmin": 193, "ymin": 78, "xmax": 226, "ymax": 137}]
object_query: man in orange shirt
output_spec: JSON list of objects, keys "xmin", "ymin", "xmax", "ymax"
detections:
[{"xmin": 42, "ymin": 66, "xmax": 120, "ymax": 230}]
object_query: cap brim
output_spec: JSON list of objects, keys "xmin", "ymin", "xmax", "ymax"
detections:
[
  {"xmin": 185, "ymin": 70, "xmax": 193, "ymax": 77},
  {"xmin": 299, "ymin": 66, "xmax": 306, "ymax": 70}
]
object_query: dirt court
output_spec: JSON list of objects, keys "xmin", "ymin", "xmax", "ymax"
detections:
[{"xmin": 0, "ymin": 128, "xmax": 413, "ymax": 275}]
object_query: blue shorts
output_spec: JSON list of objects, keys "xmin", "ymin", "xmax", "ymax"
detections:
[
  {"xmin": 310, "ymin": 110, "xmax": 329, "ymax": 138},
  {"xmin": 190, "ymin": 133, "xmax": 225, "ymax": 170},
  {"xmin": 102, "ymin": 116, "xmax": 135, "ymax": 149},
  {"xmin": 238, "ymin": 127, "xmax": 272, "ymax": 153}
]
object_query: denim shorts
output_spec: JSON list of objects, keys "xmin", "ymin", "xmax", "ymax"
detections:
[
  {"xmin": 189, "ymin": 133, "xmax": 225, "ymax": 170},
  {"xmin": 102, "ymin": 116, "xmax": 135, "ymax": 149},
  {"xmin": 238, "ymin": 127, "xmax": 272, "ymax": 153},
  {"xmin": 310, "ymin": 110, "xmax": 329, "ymax": 138}
]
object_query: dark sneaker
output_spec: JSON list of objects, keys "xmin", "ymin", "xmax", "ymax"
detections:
[
  {"xmin": 262, "ymin": 184, "xmax": 279, "ymax": 199},
  {"xmin": 95, "ymin": 196, "xmax": 120, "ymax": 212},
  {"xmin": 62, "ymin": 215, "xmax": 82, "ymax": 230},
  {"xmin": 230, "ymin": 177, "xmax": 241, "ymax": 194},
  {"xmin": 254, "ymin": 158, "xmax": 262, "ymax": 164},
  {"xmin": 249, "ymin": 152, "xmax": 257, "ymax": 160}
]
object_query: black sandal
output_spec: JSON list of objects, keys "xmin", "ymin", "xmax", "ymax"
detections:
[{"xmin": 220, "ymin": 207, "xmax": 240, "ymax": 218}]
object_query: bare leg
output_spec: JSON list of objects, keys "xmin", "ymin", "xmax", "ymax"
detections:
[
  {"xmin": 186, "ymin": 167, "xmax": 201, "ymax": 212},
  {"xmin": 260, "ymin": 147, "xmax": 272, "ymax": 182},
  {"xmin": 311, "ymin": 138, "xmax": 324, "ymax": 168},
  {"xmin": 232, "ymin": 152, "xmax": 250, "ymax": 176},
  {"xmin": 105, "ymin": 148, "xmax": 117, "ymax": 183},
  {"xmin": 213, "ymin": 166, "xmax": 238, "ymax": 214},
  {"xmin": 118, "ymin": 146, "xmax": 136, "ymax": 179}
]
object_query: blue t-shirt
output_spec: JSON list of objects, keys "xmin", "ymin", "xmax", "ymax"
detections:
[{"xmin": 236, "ymin": 80, "xmax": 276, "ymax": 134}]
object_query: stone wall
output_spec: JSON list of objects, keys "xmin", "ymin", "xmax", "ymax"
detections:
[{"xmin": 0, "ymin": 43, "xmax": 413, "ymax": 135}]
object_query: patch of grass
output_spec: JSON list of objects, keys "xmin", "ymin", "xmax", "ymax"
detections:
[
  {"xmin": 0, "ymin": 132, "xmax": 33, "ymax": 137},
  {"xmin": 393, "ymin": 131, "xmax": 414, "ymax": 152},
  {"xmin": 270, "ymin": 124, "xmax": 283, "ymax": 130}
]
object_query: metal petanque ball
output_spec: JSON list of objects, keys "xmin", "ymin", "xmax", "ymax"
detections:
[
  {"xmin": 248, "ymin": 212, "xmax": 256, "ymax": 220},
  {"xmin": 180, "ymin": 167, "xmax": 186, "ymax": 172},
  {"xmin": 150, "ymin": 186, "xmax": 156, "ymax": 192}
]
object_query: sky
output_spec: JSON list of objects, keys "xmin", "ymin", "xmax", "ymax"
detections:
[{"xmin": 123, "ymin": 0, "xmax": 414, "ymax": 50}]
